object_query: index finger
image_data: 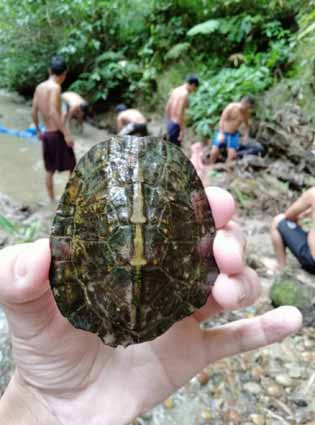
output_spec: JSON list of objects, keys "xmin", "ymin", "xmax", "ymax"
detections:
[{"xmin": 205, "ymin": 187, "xmax": 235, "ymax": 229}]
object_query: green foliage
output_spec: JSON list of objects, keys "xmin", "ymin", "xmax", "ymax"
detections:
[
  {"xmin": 70, "ymin": 51, "xmax": 156, "ymax": 104},
  {"xmin": 189, "ymin": 65, "xmax": 273, "ymax": 137},
  {"xmin": 0, "ymin": 215, "xmax": 40, "ymax": 243},
  {"xmin": 165, "ymin": 43, "xmax": 191, "ymax": 61},
  {"xmin": 0, "ymin": 0, "xmax": 302, "ymax": 127},
  {"xmin": 187, "ymin": 20, "xmax": 221, "ymax": 36},
  {"xmin": 188, "ymin": 15, "xmax": 263, "ymax": 44}
]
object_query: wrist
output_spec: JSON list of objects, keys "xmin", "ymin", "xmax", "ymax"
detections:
[{"xmin": 0, "ymin": 373, "xmax": 57, "ymax": 425}]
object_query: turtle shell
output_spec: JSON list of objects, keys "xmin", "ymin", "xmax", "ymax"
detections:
[{"xmin": 49, "ymin": 136, "xmax": 218, "ymax": 347}]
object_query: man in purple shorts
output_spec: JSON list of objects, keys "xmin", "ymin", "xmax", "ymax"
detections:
[
  {"xmin": 32, "ymin": 56, "xmax": 76, "ymax": 202},
  {"xmin": 210, "ymin": 96, "xmax": 255, "ymax": 164},
  {"xmin": 271, "ymin": 187, "xmax": 315, "ymax": 274}
]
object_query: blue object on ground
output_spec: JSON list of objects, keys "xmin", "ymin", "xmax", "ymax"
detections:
[{"xmin": 0, "ymin": 124, "xmax": 45, "ymax": 143}]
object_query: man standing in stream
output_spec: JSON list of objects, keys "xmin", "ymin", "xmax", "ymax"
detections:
[
  {"xmin": 32, "ymin": 56, "xmax": 76, "ymax": 202},
  {"xmin": 165, "ymin": 75, "xmax": 199, "ymax": 147}
]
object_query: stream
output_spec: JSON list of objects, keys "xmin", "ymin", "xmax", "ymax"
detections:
[{"xmin": 0, "ymin": 89, "xmax": 108, "ymax": 204}]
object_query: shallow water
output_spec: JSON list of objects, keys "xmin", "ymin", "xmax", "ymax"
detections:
[{"xmin": 0, "ymin": 90, "xmax": 108, "ymax": 205}]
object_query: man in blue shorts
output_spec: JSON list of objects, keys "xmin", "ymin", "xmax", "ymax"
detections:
[
  {"xmin": 271, "ymin": 187, "xmax": 315, "ymax": 274},
  {"xmin": 210, "ymin": 96, "xmax": 255, "ymax": 164}
]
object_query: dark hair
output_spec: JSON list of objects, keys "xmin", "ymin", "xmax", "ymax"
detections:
[
  {"xmin": 50, "ymin": 56, "xmax": 67, "ymax": 76},
  {"xmin": 186, "ymin": 74, "xmax": 199, "ymax": 87},
  {"xmin": 242, "ymin": 95, "xmax": 255, "ymax": 107},
  {"xmin": 115, "ymin": 104, "xmax": 128, "ymax": 114}
]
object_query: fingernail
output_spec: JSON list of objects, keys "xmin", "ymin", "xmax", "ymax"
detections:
[{"xmin": 15, "ymin": 250, "xmax": 29, "ymax": 279}]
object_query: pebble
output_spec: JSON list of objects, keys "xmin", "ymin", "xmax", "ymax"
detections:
[
  {"xmin": 223, "ymin": 409, "xmax": 241, "ymax": 424},
  {"xmin": 304, "ymin": 339, "xmax": 314, "ymax": 349},
  {"xmin": 243, "ymin": 382, "xmax": 262, "ymax": 395},
  {"xmin": 275, "ymin": 375, "xmax": 293, "ymax": 387},
  {"xmin": 288, "ymin": 366, "xmax": 302, "ymax": 379},
  {"xmin": 251, "ymin": 366, "xmax": 264, "ymax": 379},
  {"xmin": 163, "ymin": 398, "xmax": 174, "ymax": 409},
  {"xmin": 302, "ymin": 352, "xmax": 315, "ymax": 362},
  {"xmin": 266, "ymin": 383, "xmax": 282, "ymax": 397},
  {"xmin": 250, "ymin": 414, "xmax": 265, "ymax": 425},
  {"xmin": 294, "ymin": 399, "xmax": 308, "ymax": 407},
  {"xmin": 200, "ymin": 409, "xmax": 212, "ymax": 420},
  {"xmin": 197, "ymin": 370, "xmax": 210, "ymax": 386}
]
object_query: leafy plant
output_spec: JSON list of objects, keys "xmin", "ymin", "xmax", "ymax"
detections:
[
  {"xmin": 0, "ymin": 215, "xmax": 41, "ymax": 243},
  {"xmin": 189, "ymin": 65, "xmax": 273, "ymax": 137},
  {"xmin": 165, "ymin": 42, "xmax": 191, "ymax": 61}
]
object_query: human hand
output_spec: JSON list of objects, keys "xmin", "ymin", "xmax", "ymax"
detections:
[
  {"xmin": 0, "ymin": 188, "xmax": 302, "ymax": 425},
  {"xmin": 65, "ymin": 133, "xmax": 74, "ymax": 148},
  {"xmin": 218, "ymin": 132, "xmax": 225, "ymax": 143},
  {"xmin": 37, "ymin": 130, "xmax": 43, "ymax": 142},
  {"xmin": 242, "ymin": 134, "xmax": 250, "ymax": 144}
]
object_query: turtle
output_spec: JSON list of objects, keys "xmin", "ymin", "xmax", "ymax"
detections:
[{"xmin": 49, "ymin": 136, "xmax": 218, "ymax": 347}]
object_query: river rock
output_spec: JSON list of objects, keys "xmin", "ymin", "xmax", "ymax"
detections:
[
  {"xmin": 200, "ymin": 409, "xmax": 212, "ymax": 420},
  {"xmin": 266, "ymin": 383, "xmax": 282, "ymax": 397},
  {"xmin": 257, "ymin": 103, "xmax": 315, "ymax": 174},
  {"xmin": 269, "ymin": 273, "xmax": 315, "ymax": 326},
  {"xmin": 244, "ymin": 382, "xmax": 262, "ymax": 395},
  {"xmin": 223, "ymin": 409, "xmax": 241, "ymax": 424},
  {"xmin": 250, "ymin": 414, "xmax": 265, "ymax": 425},
  {"xmin": 196, "ymin": 370, "xmax": 210, "ymax": 386},
  {"xmin": 163, "ymin": 398, "xmax": 174, "ymax": 409},
  {"xmin": 275, "ymin": 374, "xmax": 293, "ymax": 387}
]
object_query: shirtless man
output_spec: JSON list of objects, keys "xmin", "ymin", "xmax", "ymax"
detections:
[
  {"xmin": 115, "ymin": 104, "xmax": 148, "ymax": 136},
  {"xmin": 210, "ymin": 96, "xmax": 255, "ymax": 164},
  {"xmin": 62, "ymin": 91, "xmax": 89, "ymax": 132},
  {"xmin": 32, "ymin": 56, "xmax": 75, "ymax": 202},
  {"xmin": 165, "ymin": 75, "xmax": 199, "ymax": 147},
  {"xmin": 271, "ymin": 187, "xmax": 315, "ymax": 274}
]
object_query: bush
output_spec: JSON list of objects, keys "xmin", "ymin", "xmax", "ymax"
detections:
[{"xmin": 189, "ymin": 65, "xmax": 273, "ymax": 137}]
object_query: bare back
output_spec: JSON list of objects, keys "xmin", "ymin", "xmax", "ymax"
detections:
[
  {"xmin": 62, "ymin": 92, "xmax": 85, "ymax": 109},
  {"xmin": 33, "ymin": 80, "xmax": 62, "ymax": 131},
  {"xmin": 220, "ymin": 102, "xmax": 248, "ymax": 133},
  {"xmin": 117, "ymin": 109, "xmax": 146, "ymax": 130},
  {"xmin": 166, "ymin": 85, "xmax": 188, "ymax": 124}
]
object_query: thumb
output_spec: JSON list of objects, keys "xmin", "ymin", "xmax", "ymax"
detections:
[
  {"xmin": 0, "ymin": 239, "xmax": 59, "ymax": 339},
  {"xmin": 0, "ymin": 239, "xmax": 51, "ymax": 305}
]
